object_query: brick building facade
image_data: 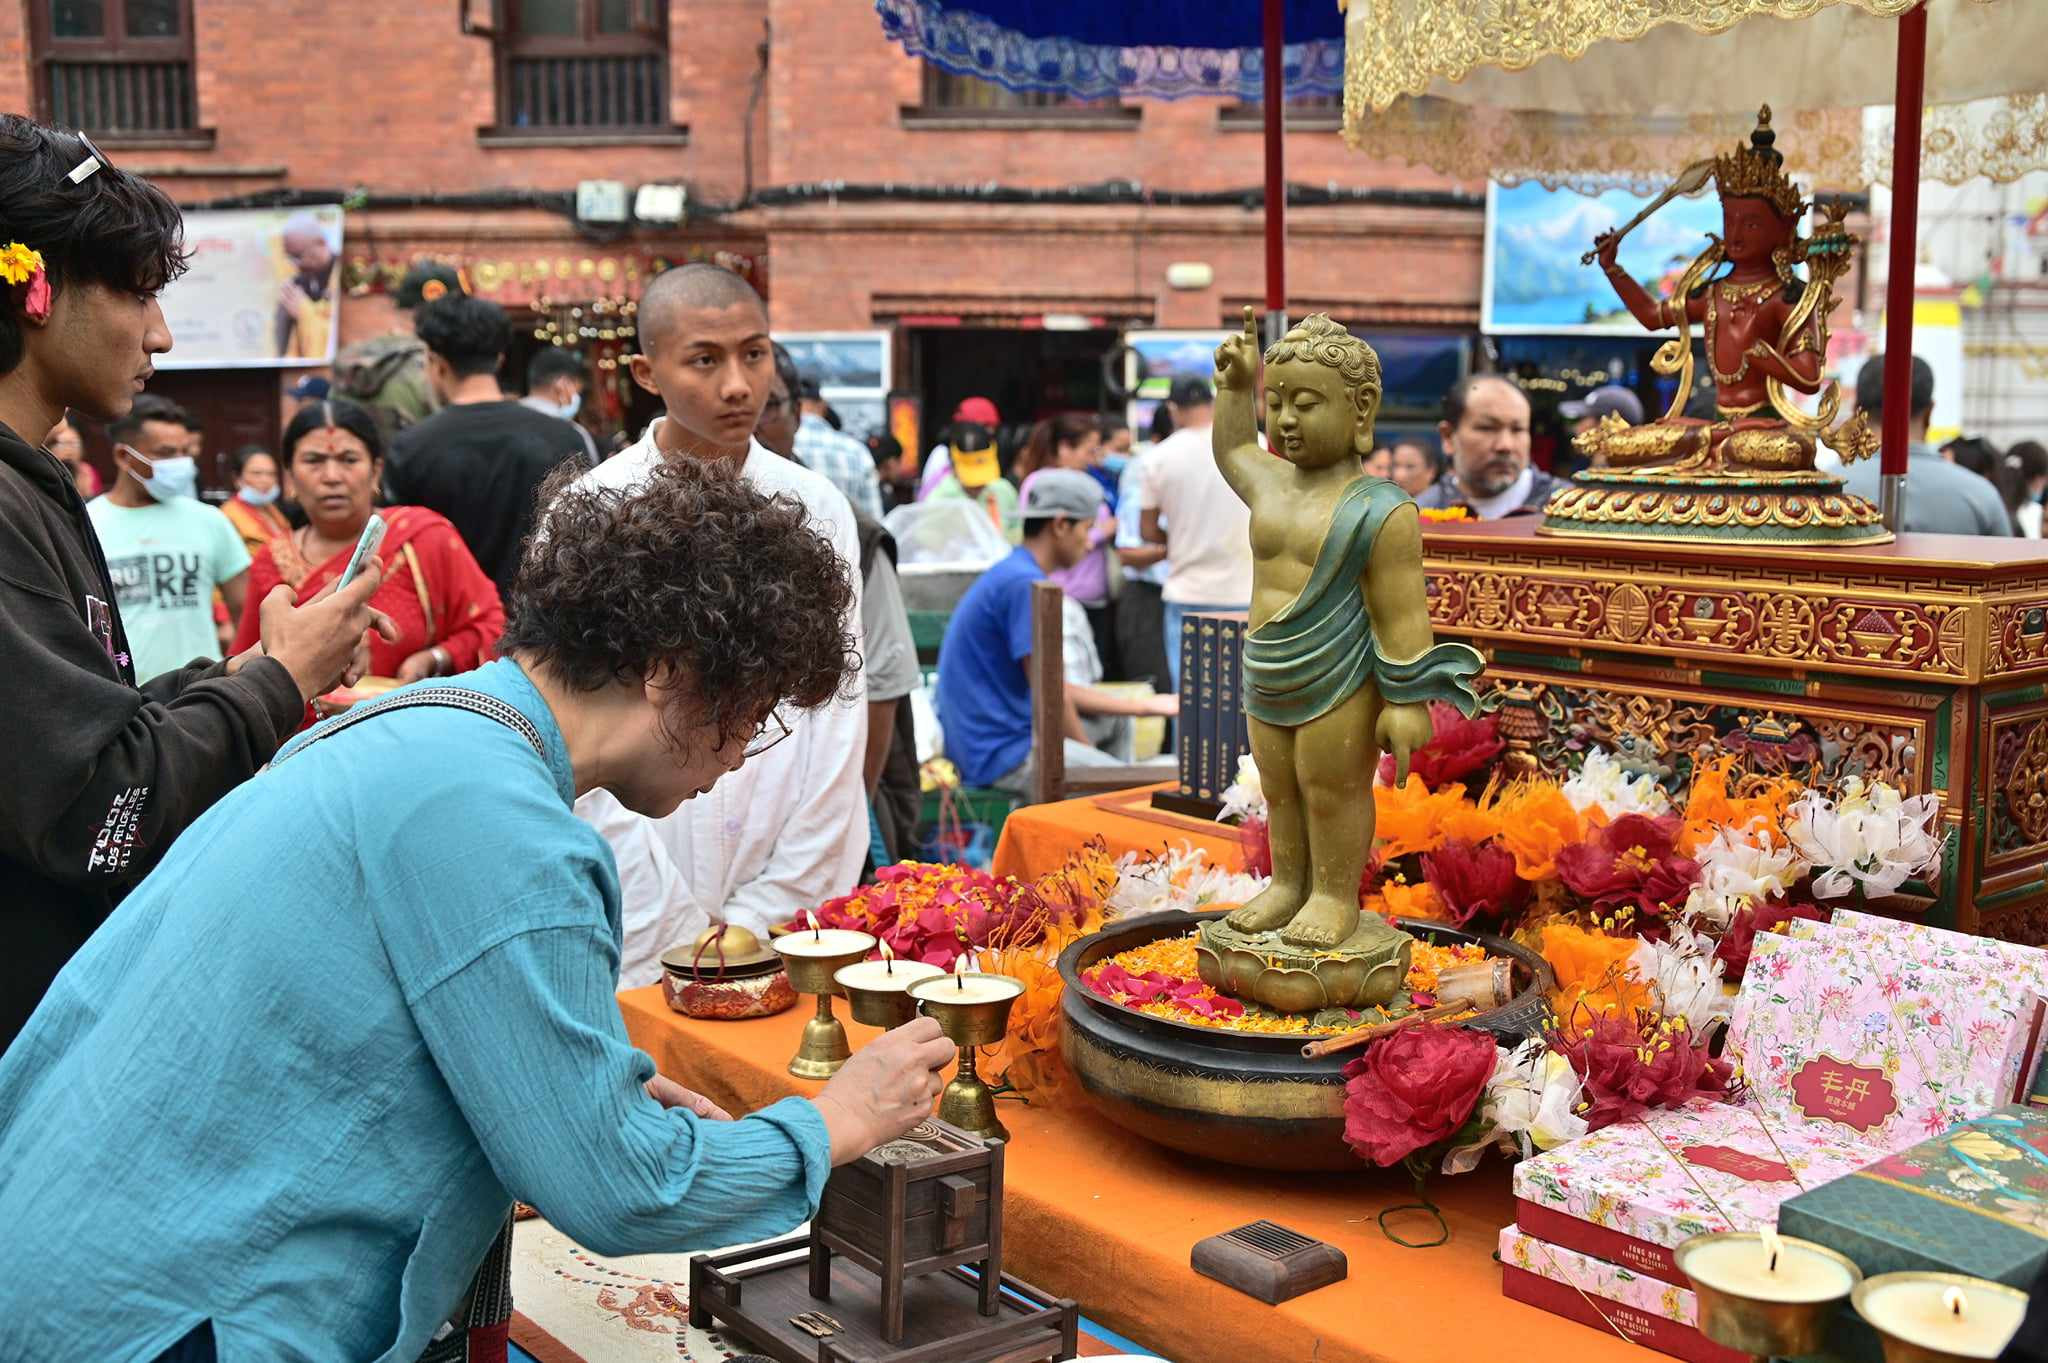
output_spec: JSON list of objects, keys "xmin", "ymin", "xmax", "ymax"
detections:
[{"xmin": 1, "ymin": 0, "xmax": 1485, "ymax": 456}]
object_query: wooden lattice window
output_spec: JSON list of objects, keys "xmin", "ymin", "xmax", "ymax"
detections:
[
  {"xmin": 919, "ymin": 62, "xmax": 1127, "ymax": 118},
  {"xmin": 32, "ymin": 0, "xmax": 197, "ymax": 139},
  {"xmin": 498, "ymin": 0, "xmax": 670, "ymax": 133}
]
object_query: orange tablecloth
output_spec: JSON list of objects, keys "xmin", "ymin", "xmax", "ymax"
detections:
[
  {"xmin": 619, "ymin": 987, "xmax": 1648, "ymax": 1363},
  {"xmin": 990, "ymin": 784, "xmax": 1247, "ymax": 883}
]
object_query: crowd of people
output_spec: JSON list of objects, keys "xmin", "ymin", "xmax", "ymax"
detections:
[{"xmin": 3, "ymin": 106, "xmax": 2045, "ymax": 1361}]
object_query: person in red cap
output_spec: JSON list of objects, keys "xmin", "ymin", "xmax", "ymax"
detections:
[{"xmin": 917, "ymin": 395, "xmax": 1001, "ymax": 500}]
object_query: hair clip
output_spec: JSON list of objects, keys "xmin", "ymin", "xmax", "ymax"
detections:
[{"xmin": 66, "ymin": 132, "xmax": 114, "ymax": 185}]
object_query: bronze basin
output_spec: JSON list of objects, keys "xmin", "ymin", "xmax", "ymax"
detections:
[{"xmin": 1057, "ymin": 909, "xmax": 1554, "ymax": 1171}]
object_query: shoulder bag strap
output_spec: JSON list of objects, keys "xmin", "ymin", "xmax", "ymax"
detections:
[{"xmin": 274, "ymin": 687, "xmax": 545, "ymax": 764}]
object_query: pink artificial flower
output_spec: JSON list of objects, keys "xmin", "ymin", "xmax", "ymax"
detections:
[{"xmin": 23, "ymin": 267, "xmax": 50, "ymax": 322}]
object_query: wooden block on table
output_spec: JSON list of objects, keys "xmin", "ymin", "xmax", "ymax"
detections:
[{"xmin": 1191, "ymin": 1220, "xmax": 1348, "ymax": 1305}]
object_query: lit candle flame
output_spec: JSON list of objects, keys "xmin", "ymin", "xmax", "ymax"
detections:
[
  {"xmin": 1944, "ymin": 1286, "xmax": 1967, "ymax": 1318},
  {"xmin": 881, "ymin": 939, "xmax": 895, "ymax": 974},
  {"xmin": 1760, "ymin": 1226, "xmax": 1782, "ymax": 1274},
  {"xmin": 954, "ymin": 955, "xmax": 969, "ymax": 990},
  {"xmin": 806, "ymin": 909, "xmax": 820, "ymax": 940}
]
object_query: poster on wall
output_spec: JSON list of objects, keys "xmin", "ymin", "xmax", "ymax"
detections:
[
  {"xmin": 156, "ymin": 206, "xmax": 344, "ymax": 369},
  {"xmin": 780, "ymin": 331, "xmax": 892, "ymax": 441},
  {"xmin": 1482, "ymin": 180, "xmax": 1723, "ymax": 336}
]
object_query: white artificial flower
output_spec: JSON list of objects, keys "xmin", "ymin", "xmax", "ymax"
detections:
[
  {"xmin": 1109, "ymin": 846, "xmax": 1269, "ymax": 918},
  {"xmin": 1561, "ymin": 749, "xmax": 1673, "ymax": 820},
  {"xmin": 1218, "ymin": 753, "xmax": 1266, "ymax": 821},
  {"xmin": 1785, "ymin": 779, "xmax": 1942, "ymax": 900},
  {"xmin": 1468, "ymin": 1037, "xmax": 1589, "ymax": 1164},
  {"xmin": 1682, "ymin": 823, "xmax": 1808, "ymax": 929},
  {"xmin": 1631, "ymin": 928, "xmax": 1735, "ymax": 1036},
  {"xmin": 1443, "ymin": 1038, "xmax": 1585, "ymax": 1173}
]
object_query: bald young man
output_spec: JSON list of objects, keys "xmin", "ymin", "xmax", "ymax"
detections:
[{"xmin": 570, "ymin": 266, "xmax": 870, "ymax": 985}]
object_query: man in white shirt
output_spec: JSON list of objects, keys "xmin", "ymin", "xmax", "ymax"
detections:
[
  {"xmin": 569, "ymin": 265, "xmax": 868, "ymax": 987},
  {"xmin": 1138, "ymin": 377, "xmax": 1254, "ymax": 690}
]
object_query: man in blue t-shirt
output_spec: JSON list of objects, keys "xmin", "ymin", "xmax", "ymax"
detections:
[{"xmin": 936, "ymin": 469, "xmax": 1178, "ymax": 792}]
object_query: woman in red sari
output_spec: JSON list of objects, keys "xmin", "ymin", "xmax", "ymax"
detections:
[{"xmin": 234, "ymin": 398, "xmax": 504, "ymax": 728}]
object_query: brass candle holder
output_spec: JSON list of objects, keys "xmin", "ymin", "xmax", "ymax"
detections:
[
  {"xmin": 770, "ymin": 928, "xmax": 877, "ymax": 1080},
  {"xmin": 834, "ymin": 956, "xmax": 945, "ymax": 1029},
  {"xmin": 1853, "ymin": 1271, "xmax": 2030, "ymax": 1363},
  {"xmin": 909, "ymin": 972, "xmax": 1024, "ymax": 1142},
  {"xmin": 1676, "ymin": 1230, "xmax": 1863, "ymax": 1362}
]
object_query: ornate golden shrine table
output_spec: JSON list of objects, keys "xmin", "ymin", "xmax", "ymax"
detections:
[{"xmin": 1421, "ymin": 520, "xmax": 2048, "ymax": 939}]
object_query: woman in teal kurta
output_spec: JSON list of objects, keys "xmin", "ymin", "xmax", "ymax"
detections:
[{"xmin": 0, "ymin": 461, "xmax": 954, "ymax": 1363}]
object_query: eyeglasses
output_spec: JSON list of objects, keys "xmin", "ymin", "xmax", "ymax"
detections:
[
  {"xmin": 68, "ymin": 132, "xmax": 111, "ymax": 185},
  {"xmin": 743, "ymin": 711, "xmax": 792, "ymax": 760}
]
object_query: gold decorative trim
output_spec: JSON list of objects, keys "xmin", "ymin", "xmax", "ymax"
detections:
[{"xmin": 1423, "ymin": 546, "xmax": 2048, "ymax": 684}]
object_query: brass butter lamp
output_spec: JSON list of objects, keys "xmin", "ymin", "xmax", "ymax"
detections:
[
  {"xmin": 770, "ymin": 914, "xmax": 877, "ymax": 1080},
  {"xmin": 834, "ymin": 940, "xmax": 945, "ymax": 1029},
  {"xmin": 1853, "ymin": 1272, "xmax": 2029, "ymax": 1362},
  {"xmin": 909, "ymin": 961, "xmax": 1024, "ymax": 1142},
  {"xmin": 1676, "ymin": 1228, "xmax": 1862, "ymax": 1362}
]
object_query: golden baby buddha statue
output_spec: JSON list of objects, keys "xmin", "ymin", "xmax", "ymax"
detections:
[
  {"xmin": 1192, "ymin": 309, "xmax": 1485, "ymax": 1015},
  {"xmin": 1542, "ymin": 106, "xmax": 1890, "ymax": 545}
]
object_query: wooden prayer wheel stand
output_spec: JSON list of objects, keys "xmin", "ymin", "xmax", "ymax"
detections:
[{"xmin": 689, "ymin": 1119, "xmax": 1079, "ymax": 1363}]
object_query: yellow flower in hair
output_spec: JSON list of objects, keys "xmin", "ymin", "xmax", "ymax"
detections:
[{"xmin": 0, "ymin": 242, "xmax": 44, "ymax": 286}]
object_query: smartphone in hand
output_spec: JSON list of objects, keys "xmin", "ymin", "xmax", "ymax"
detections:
[{"xmin": 336, "ymin": 513, "xmax": 387, "ymax": 590}]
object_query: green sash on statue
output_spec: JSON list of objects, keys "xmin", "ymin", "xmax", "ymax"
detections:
[{"xmin": 1242, "ymin": 479, "xmax": 1484, "ymax": 727}]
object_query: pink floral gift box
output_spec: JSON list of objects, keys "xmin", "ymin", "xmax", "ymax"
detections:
[
  {"xmin": 1512, "ymin": 1097, "xmax": 1880, "ymax": 1286},
  {"xmin": 1730, "ymin": 933, "xmax": 2044, "ymax": 1145},
  {"xmin": 1498, "ymin": 1224, "xmax": 1749, "ymax": 1363}
]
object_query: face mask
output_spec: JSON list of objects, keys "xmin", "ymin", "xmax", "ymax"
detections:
[
  {"xmin": 537, "ymin": 390, "xmax": 581, "ymax": 421},
  {"xmin": 128, "ymin": 450, "xmax": 198, "ymax": 503},
  {"xmin": 1102, "ymin": 453, "xmax": 1129, "ymax": 476},
  {"xmin": 237, "ymin": 484, "xmax": 281, "ymax": 507}
]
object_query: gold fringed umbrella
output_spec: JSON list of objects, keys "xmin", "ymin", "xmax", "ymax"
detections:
[
  {"xmin": 1341, "ymin": 0, "xmax": 2047, "ymax": 190},
  {"xmin": 1339, "ymin": 0, "xmax": 2048, "ymax": 526}
]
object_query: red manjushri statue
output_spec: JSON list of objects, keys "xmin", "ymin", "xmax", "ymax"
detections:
[{"xmin": 1541, "ymin": 107, "xmax": 1890, "ymax": 546}]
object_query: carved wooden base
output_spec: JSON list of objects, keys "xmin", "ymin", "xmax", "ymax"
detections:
[{"xmin": 1541, "ymin": 469, "xmax": 1891, "ymax": 547}]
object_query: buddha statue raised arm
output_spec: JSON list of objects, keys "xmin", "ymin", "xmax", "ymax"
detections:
[{"xmin": 1197, "ymin": 309, "xmax": 1482, "ymax": 1005}]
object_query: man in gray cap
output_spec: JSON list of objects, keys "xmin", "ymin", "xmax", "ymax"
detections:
[{"xmin": 936, "ymin": 469, "xmax": 1177, "ymax": 794}]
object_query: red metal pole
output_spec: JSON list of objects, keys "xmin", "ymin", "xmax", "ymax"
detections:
[
  {"xmin": 1262, "ymin": 0, "xmax": 1287, "ymax": 339},
  {"xmin": 1877, "ymin": 1, "xmax": 1928, "ymax": 528}
]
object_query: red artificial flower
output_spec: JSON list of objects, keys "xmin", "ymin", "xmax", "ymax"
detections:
[
  {"xmin": 1554, "ymin": 813, "xmax": 1701, "ymax": 926},
  {"xmin": 1551, "ymin": 1011, "xmax": 1735, "ymax": 1132},
  {"xmin": 1420, "ymin": 838, "xmax": 1527, "ymax": 930},
  {"xmin": 1239, "ymin": 815, "xmax": 1381, "ymax": 904},
  {"xmin": 1239, "ymin": 815, "xmax": 1273, "ymax": 878},
  {"xmin": 1712, "ymin": 897, "xmax": 1829, "ymax": 981},
  {"xmin": 1340, "ymin": 1023, "xmax": 1498, "ymax": 1167},
  {"xmin": 1375, "ymin": 701, "xmax": 1505, "ymax": 792}
]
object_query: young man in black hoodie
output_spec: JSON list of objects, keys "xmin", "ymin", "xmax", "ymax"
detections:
[{"xmin": 0, "ymin": 117, "xmax": 394, "ymax": 1045}]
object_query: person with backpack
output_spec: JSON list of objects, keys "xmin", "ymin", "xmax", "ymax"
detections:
[{"xmin": 331, "ymin": 262, "xmax": 462, "ymax": 442}]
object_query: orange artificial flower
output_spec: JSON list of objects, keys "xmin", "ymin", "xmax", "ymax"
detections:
[
  {"xmin": 1380, "ymin": 879, "xmax": 1448, "ymax": 922},
  {"xmin": 1541, "ymin": 922, "xmax": 1651, "ymax": 1020},
  {"xmin": 1678, "ymin": 756, "xmax": 1802, "ymax": 855},
  {"xmin": 1373, "ymin": 775, "xmax": 1471, "ymax": 859},
  {"xmin": 978, "ymin": 945, "xmax": 1073, "ymax": 1103},
  {"xmin": 1494, "ymin": 780, "xmax": 1589, "ymax": 881},
  {"xmin": 1437, "ymin": 779, "xmax": 1505, "ymax": 847}
]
